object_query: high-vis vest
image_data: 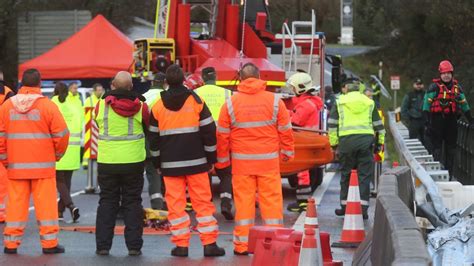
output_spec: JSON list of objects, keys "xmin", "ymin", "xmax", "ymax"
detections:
[
  {"xmin": 95, "ymin": 100, "xmax": 146, "ymax": 164},
  {"xmin": 84, "ymin": 94, "xmax": 100, "ymax": 109},
  {"xmin": 52, "ymin": 96, "xmax": 82, "ymax": 170},
  {"xmin": 195, "ymin": 84, "xmax": 230, "ymax": 120},
  {"xmin": 336, "ymin": 91, "xmax": 376, "ymax": 137}
]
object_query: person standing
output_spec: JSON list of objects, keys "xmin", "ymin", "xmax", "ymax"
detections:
[
  {"xmin": 149, "ymin": 65, "xmax": 225, "ymax": 257},
  {"xmin": 94, "ymin": 71, "xmax": 148, "ymax": 256},
  {"xmin": 423, "ymin": 60, "xmax": 472, "ymax": 174},
  {"xmin": 52, "ymin": 82, "xmax": 81, "ymax": 222},
  {"xmin": 0, "ymin": 69, "xmax": 14, "ymax": 224},
  {"xmin": 82, "ymin": 83, "xmax": 104, "ymax": 168},
  {"xmin": 0, "ymin": 69, "xmax": 68, "ymax": 254},
  {"xmin": 195, "ymin": 67, "xmax": 234, "ymax": 220},
  {"xmin": 401, "ymin": 78, "xmax": 425, "ymax": 143},
  {"xmin": 143, "ymin": 72, "xmax": 166, "ymax": 210},
  {"xmin": 328, "ymin": 78, "xmax": 385, "ymax": 219},
  {"xmin": 285, "ymin": 72, "xmax": 323, "ymax": 213},
  {"xmin": 216, "ymin": 63, "xmax": 294, "ymax": 255}
]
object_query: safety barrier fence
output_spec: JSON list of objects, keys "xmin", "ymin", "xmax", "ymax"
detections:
[
  {"xmin": 352, "ymin": 167, "xmax": 431, "ymax": 266},
  {"xmin": 453, "ymin": 120, "xmax": 474, "ymax": 185}
]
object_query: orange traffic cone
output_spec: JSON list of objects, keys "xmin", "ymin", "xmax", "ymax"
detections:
[
  {"xmin": 332, "ymin": 170, "xmax": 365, "ymax": 248},
  {"xmin": 300, "ymin": 198, "xmax": 323, "ymax": 265}
]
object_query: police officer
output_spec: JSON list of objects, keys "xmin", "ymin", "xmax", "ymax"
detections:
[
  {"xmin": 328, "ymin": 78, "xmax": 385, "ymax": 219},
  {"xmin": 401, "ymin": 78, "xmax": 425, "ymax": 143},
  {"xmin": 423, "ymin": 60, "xmax": 472, "ymax": 174},
  {"xmin": 195, "ymin": 67, "xmax": 234, "ymax": 220}
]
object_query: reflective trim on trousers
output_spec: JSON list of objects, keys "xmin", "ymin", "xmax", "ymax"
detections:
[
  {"xmin": 150, "ymin": 150, "xmax": 160, "ymax": 157},
  {"xmin": 37, "ymin": 220, "xmax": 59, "ymax": 226},
  {"xmin": 169, "ymin": 215, "xmax": 190, "ymax": 226},
  {"xmin": 233, "ymin": 235, "xmax": 248, "ymax": 243},
  {"xmin": 150, "ymin": 193, "xmax": 163, "ymax": 200},
  {"xmin": 5, "ymin": 221, "xmax": 27, "ymax": 227},
  {"xmin": 199, "ymin": 116, "xmax": 215, "ymax": 127},
  {"xmin": 0, "ymin": 132, "xmax": 5, "ymax": 137},
  {"xmin": 341, "ymin": 200, "xmax": 369, "ymax": 206},
  {"xmin": 197, "ymin": 225, "xmax": 218, "ymax": 233},
  {"xmin": 220, "ymin": 192, "xmax": 232, "ymax": 199},
  {"xmin": 280, "ymin": 149, "xmax": 294, "ymax": 157},
  {"xmin": 196, "ymin": 215, "xmax": 217, "ymax": 224},
  {"xmin": 264, "ymin": 218, "xmax": 283, "ymax": 225},
  {"xmin": 278, "ymin": 122, "xmax": 292, "ymax": 132},
  {"xmin": 0, "ymin": 154, "xmax": 6, "ymax": 160},
  {"xmin": 8, "ymin": 162, "xmax": 55, "ymax": 169},
  {"xmin": 98, "ymin": 134, "xmax": 144, "ymax": 141},
  {"xmin": 296, "ymin": 194, "xmax": 311, "ymax": 200},
  {"xmin": 0, "ymin": 203, "xmax": 5, "ymax": 209},
  {"xmin": 297, "ymin": 187, "xmax": 312, "ymax": 194},
  {"xmin": 161, "ymin": 157, "xmax": 207, "ymax": 168},
  {"xmin": 52, "ymin": 128, "xmax": 70, "ymax": 138},
  {"xmin": 160, "ymin": 127, "xmax": 199, "ymax": 136},
  {"xmin": 217, "ymin": 126, "xmax": 230, "ymax": 133},
  {"xmin": 235, "ymin": 218, "xmax": 255, "ymax": 226},
  {"xmin": 40, "ymin": 233, "xmax": 58, "ymax": 241},
  {"xmin": 171, "ymin": 227, "xmax": 190, "ymax": 236},
  {"xmin": 4, "ymin": 235, "xmax": 22, "ymax": 241},
  {"xmin": 7, "ymin": 133, "xmax": 52, "ymax": 139},
  {"xmin": 149, "ymin": 125, "xmax": 160, "ymax": 133},
  {"xmin": 204, "ymin": 145, "xmax": 217, "ymax": 152},
  {"xmin": 231, "ymin": 152, "xmax": 279, "ymax": 160},
  {"xmin": 217, "ymin": 156, "xmax": 229, "ymax": 163}
]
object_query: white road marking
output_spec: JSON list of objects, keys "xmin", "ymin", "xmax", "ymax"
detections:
[
  {"xmin": 292, "ymin": 171, "xmax": 336, "ymax": 232},
  {"xmin": 28, "ymin": 190, "xmax": 85, "ymax": 211}
]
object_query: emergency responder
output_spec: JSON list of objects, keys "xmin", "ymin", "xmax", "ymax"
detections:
[
  {"xmin": 363, "ymin": 87, "xmax": 374, "ymax": 99},
  {"xmin": 68, "ymin": 82, "xmax": 84, "ymax": 117},
  {"xmin": 401, "ymin": 78, "xmax": 425, "ymax": 143},
  {"xmin": 423, "ymin": 60, "xmax": 472, "ymax": 174},
  {"xmin": 216, "ymin": 63, "xmax": 294, "ymax": 255},
  {"xmin": 149, "ymin": 65, "xmax": 225, "ymax": 257},
  {"xmin": 143, "ymin": 72, "xmax": 166, "ymax": 210},
  {"xmin": 52, "ymin": 82, "xmax": 81, "ymax": 222},
  {"xmin": 370, "ymin": 79, "xmax": 381, "ymax": 108},
  {"xmin": 94, "ymin": 71, "xmax": 149, "ymax": 256},
  {"xmin": 0, "ymin": 69, "xmax": 14, "ymax": 224},
  {"xmin": 285, "ymin": 72, "xmax": 323, "ymax": 213},
  {"xmin": 328, "ymin": 78, "xmax": 385, "ymax": 219},
  {"xmin": 0, "ymin": 69, "xmax": 68, "ymax": 254},
  {"xmin": 195, "ymin": 66, "xmax": 234, "ymax": 220},
  {"xmin": 82, "ymin": 83, "xmax": 104, "ymax": 168}
]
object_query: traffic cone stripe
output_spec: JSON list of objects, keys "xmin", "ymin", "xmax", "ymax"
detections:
[
  {"xmin": 304, "ymin": 217, "xmax": 318, "ymax": 226},
  {"xmin": 342, "ymin": 214, "xmax": 364, "ymax": 230},
  {"xmin": 341, "ymin": 230, "xmax": 366, "ymax": 243},
  {"xmin": 347, "ymin": 186, "xmax": 361, "ymax": 201}
]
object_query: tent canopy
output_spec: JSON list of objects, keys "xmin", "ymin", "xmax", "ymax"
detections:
[{"xmin": 19, "ymin": 15, "xmax": 133, "ymax": 80}]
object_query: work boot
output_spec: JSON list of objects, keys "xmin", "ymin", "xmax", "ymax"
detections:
[
  {"xmin": 221, "ymin": 199, "xmax": 234, "ymax": 220},
  {"xmin": 58, "ymin": 212, "xmax": 64, "ymax": 222},
  {"xmin": 171, "ymin": 246, "xmax": 188, "ymax": 257},
  {"xmin": 334, "ymin": 208, "xmax": 345, "ymax": 217},
  {"xmin": 69, "ymin": 205, "xmax": 80, "ymax": 223},
  {"xmin": 233, "ymin": 250, "xmax": 249, "ymax": 256},
  {"xmin": 96, "ymin": 249, "xmax": 110, "ymax": 256},
  {"xmin": 42, "ymin": 244, "xmax": 65, "ymax": 254},
  {"xmin": 203, "ymin": 242, "xmax": 225, "ymax": 257},
  {"xmin": 363, "ymin": 213, "xmax": 369, "ymax": 220},
  {"xmin": 4, "ymin": 247, "xmax": 17, "ymax": 254},
  {"xmin": 287, "ymin": 201, "xmax": 308, "ymax": 213},
  {"xmin": 128, "ymin": 250, "xmax": 142, "ymax": 256}
]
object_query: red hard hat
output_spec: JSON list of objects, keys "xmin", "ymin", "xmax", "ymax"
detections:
[{"xmin": 438, "ymin": 60, "xmax": 454, "ymax": 73}]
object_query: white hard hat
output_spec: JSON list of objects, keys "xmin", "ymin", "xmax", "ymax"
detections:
[{"xmin": 287, "ymin": 73, "xmax": 314, "ymax": 95}]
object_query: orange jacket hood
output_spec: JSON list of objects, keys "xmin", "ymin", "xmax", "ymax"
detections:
[
  {"xmin": 10, "ymin": 86, "xmax": 44, "ymax": 114},
  {"xmin": 237, "ymin": 78, "xmax": 267, "ymax": 94}
]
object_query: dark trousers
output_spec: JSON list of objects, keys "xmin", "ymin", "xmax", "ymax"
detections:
[
  {"xmin": 408, "ymin": 118, "xmax": 425, "ymax": 144},
  {"xmin": 56, "ymin": 170, "xmax": 74, "ymax": 213},
  {"xmin": 338, "ymin": 135, "xmax": 374, "ymax": 214},
  {"xmin": 430, "ymin": 114, "xmax": 458, "ymax": 173},
  {"xmin": 215, "ymin": 166, "xmax": 233, "ymax": 204},
  {"xmin": 96, "ymin": 162, "xmax": 145, "ymax": 251},
  {"xmin": 145, "ymin": 158, "xmax": 164, "ymax": 209}
]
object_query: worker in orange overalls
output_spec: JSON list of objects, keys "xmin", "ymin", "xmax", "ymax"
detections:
[
  {"xmin": 285, "ymin": 72, "xmax": 323, "ymax": 213},
  {"xmin": 0, "ymin": 69, "xmax": 15, "ymax": 224},
  {"xmin": 148, "ymin": 64, "xmax": 225, "ymax": 257},
  {"xmin": 0, "ymin": 69, "xmax": 69, "ymax": 254},
  {"xmin": 216, "ymin": 63, "xmax": 295, "ymax": 255}
]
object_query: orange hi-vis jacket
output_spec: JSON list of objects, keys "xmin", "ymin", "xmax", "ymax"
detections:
[
  {"xmin": 216, "ymin": 78, "xmax": 295, "ymax": 175},
  {"xmin": 0, "ymin": 87, "xmax": 69, "ymax": 179}
]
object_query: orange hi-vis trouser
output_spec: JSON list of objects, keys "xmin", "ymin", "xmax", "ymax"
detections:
[
  {"xmin": 0, "ymin": 164, "xmax": 7, "ymax": 222},
  {"xmin": 3, "ymin": 178, "xmax": 59, "ymax": 249},
  {"xmin": 233, "ymin": 173, "xmax": 284, "ymax": 253},
  {"xmin": 164, "ymin": 172, "xmax": 219, "ymax": 247}
]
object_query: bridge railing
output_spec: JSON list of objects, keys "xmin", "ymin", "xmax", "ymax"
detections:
[{"xmin": 453, "ymin": 121, "xmax": 474, "ymax": 184}]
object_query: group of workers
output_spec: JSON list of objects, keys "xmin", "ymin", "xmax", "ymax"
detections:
[{"xmin": 401, "ymin": 60, "xmax": 472, "ymax": 174}]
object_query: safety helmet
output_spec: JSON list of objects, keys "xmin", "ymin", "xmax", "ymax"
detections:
[
  {"xmin": 287, "ymin": 72, "xmax": 314, "ymax": 95},
  {"xmin": 438, "ymin": 60, "xmax": 454, "ymax": 73}
]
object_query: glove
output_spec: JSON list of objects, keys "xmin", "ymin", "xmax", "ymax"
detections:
[{"xmin": 374, "ymin": 144, "xmax": 384, "ymax": 154}]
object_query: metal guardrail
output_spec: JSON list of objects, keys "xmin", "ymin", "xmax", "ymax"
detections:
[{"xmin": 453, "ymin": 121, "xmax": 474, "ymax": 184}]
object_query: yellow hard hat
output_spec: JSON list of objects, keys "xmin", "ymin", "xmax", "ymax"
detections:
[{"xmin": 287, "ymin": 72, "xmax": 313, "ymax": 95}]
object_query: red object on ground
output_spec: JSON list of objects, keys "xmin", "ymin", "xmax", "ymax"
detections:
[{"xmin": 18, "ymin": 15, "xmax": 133, "ymax": 80}]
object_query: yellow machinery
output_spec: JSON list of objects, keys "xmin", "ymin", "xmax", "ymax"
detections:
[{"xmin": 132, "ymin": 38, "xmax": 176, "ymax": 79}]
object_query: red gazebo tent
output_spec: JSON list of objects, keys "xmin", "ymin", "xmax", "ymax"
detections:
[{"xmin": 18, "ymin": 15, "xmax": 133, "ymax": 80}]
